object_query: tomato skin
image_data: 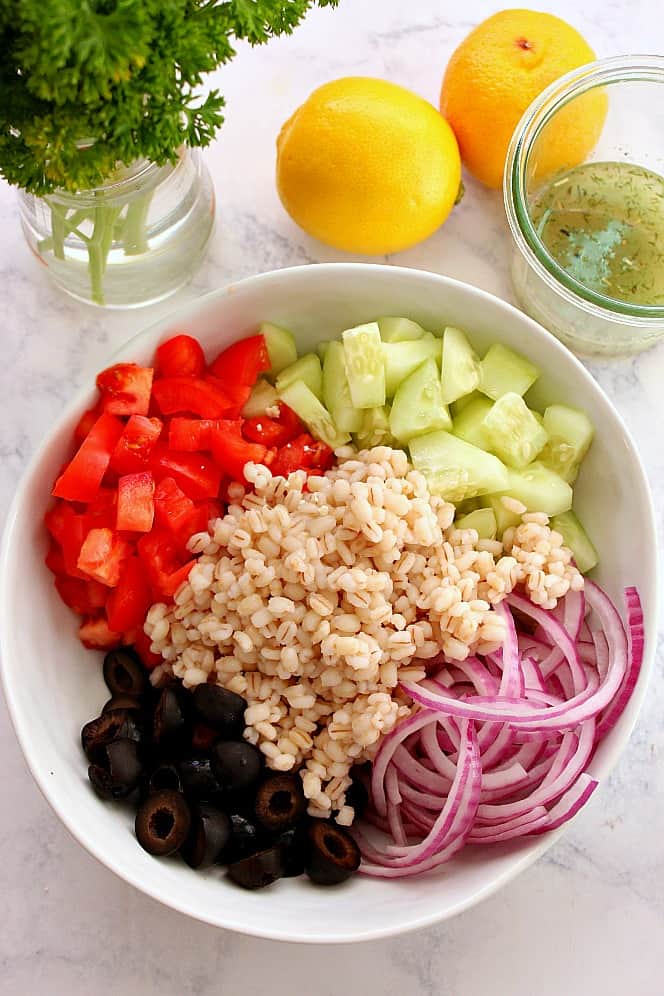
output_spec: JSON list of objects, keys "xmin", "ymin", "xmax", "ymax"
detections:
[
  {"xmin": 78, "ymin": 615, "xmax": 123, "ymax": 650},
  {"xmin": 96, "ymin": 364, "xmax": 154, "ymax": 416},
  {"xmin": 205, "ymin": 376, "xmax": 251, "ymax": 417},
  {"xmin": 106, "ymin": 556, "xmax": 152, "ymax": 632},
  {"xmin": 55, "ymin": 576, "xmax": 108, "ymax": 616},
  {"xmin": 74, "ymin": 404, "xmax": 103, "ymax": 445},
  {"xmin": 45, "ymin": 540, "xmax": 67, "ymax": 576},
  {"xmin": 153, "ymin": 477, "xmax": 197, "ymax": 534},
  {"xmin": 209, "ymin": 334, "xmax": 269, "ymax": 386},
  {"xmin": 242, "ymin": 404, "xmax": 302, "ymax": 447},
  {"xmin": 156, "ymin": 334, "xmax": 206, "ymax": 378},
  {"xmin": 52, "ymin": 412, "xmax": 125, "ymax": 503},
  {"xmin": 270, "ymin": 433, "xmax": 334, "ymax": 477},
  {"xmin": 86, "ymin": 488, "xmax": 117, "ymax": 530},
  {"xmin": 209, "ymin": 421, "xmax": 268, "ymax": 482},
  {"xmin": 117, "ymin": 472, "xmax": 155, "ymax": 532},
  {"xmin": 109, "ymin": 416, "xmax": 162, "ymax": 476},
  {"xmin": 168, "ymin": 418, "xmax": 216, "ymax": 452},
  {"xmin": 152, "ymin": 377, "xmax": 234, "ymax": 419},
  {"xmin": 150, "ymin": 445, "xmax": 223, "ymax": 500},
  {"xmin": 77, "ymin": 527, "xmax": 133, "ymax": 587}
]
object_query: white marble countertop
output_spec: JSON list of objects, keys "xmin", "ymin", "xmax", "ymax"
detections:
[{"xmin": 2, "ymin": 0, "xmax": 664, "ymax": 992}]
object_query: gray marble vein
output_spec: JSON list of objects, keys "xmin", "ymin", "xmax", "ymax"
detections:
[{"xmin": 1, "ymin": 0, "xmax": 664, "ymax": 992}]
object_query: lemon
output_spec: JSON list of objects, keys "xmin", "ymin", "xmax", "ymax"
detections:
[{"xmin": 276, "ymin": 77, "xmax": 461, "ymax": 255}]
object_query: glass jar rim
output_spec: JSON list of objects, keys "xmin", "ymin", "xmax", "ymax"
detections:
[
  {"xmin": 504, "ymin": 54, "xmax": 664, "ymax": 324},
  {"xmin": 47, "ymin": 149, "xmax": 186, "ymax": 206}
]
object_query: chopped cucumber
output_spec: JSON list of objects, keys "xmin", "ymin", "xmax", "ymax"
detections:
[
  {"xmin": 382, "ymin": 334, "xmax": 442, "ymax": 399},
  {"xmin": 323, "ymin": 341, "xmax": 363, "ymax": 434},
  {"xmin": 260, "ymin": 322, "xmax": 298, "ymax": 377},
  {"xmin": 242, "ymin": 378, "xmax": 279, "ymax": 418},
  {"xmin": 498, "ymin": 463, "xmax": 573, "ymax": 516},
  {"xmin": 377, "ymin": 316, "xmax": 426, "ymax": 343},
  {"xmin": 487, "ymin": 495, "xmax": 522, "ymax": 536},
  {"xmin": 317, "ymin": 340, "xmax": 331, "ymax": 362},
  {"xmin": 409, "ymin": 430, "xmax": 509, "ymax": 502},
  {"xmin": 389, "ymin": 359, "xmax": 452, "ymax": 444},
  {"xmin": 450, "ymin": 390, "xmax": 482, "ymax": 418},
  {"xmin": 452, "ymin": 396, "xmax": 493, "ymax": 450},
  {"xmin": 482, "ymin": 393, "xmax": 548, "ymax": 469},
  {"xmin": 479, "ymin": 343, "xmax": 540, "ymax": 400},
  {"xmin": 540, "ymin": 405, "xmax": 595, "ymax": 483},
  {"xmin": 354, "ymin": 406, "xmax": 394, "ymax": 449},
  {"xmin": 440, "ymin": 327, "xmax": 481, "ymax": 405},
  {"xmin": 455, "ymin": 507, "xmax": 497, "ymax": 540},
  {"xmin": 342, "ymin": 322, "xmax": 386, "ymax": 409},
  {"xmin": 277, "ymin": 380, "xmax": 350, "ymax": 449},
  {"xmin": 276, "ymin": 353, "xmax": 323, "ymax": 401},
  {"xmin": 551, "ymin": 510, "xmax": 599, "ymax": 574},
  {"xmin": 455, "ymin": 497, "xmax": 485, "ymax": 515}
]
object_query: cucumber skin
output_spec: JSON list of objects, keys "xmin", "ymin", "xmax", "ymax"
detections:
[
  {"xmin": 551, "ymin": 510, "xmax": 599, "ymax": 574},
  {"xmin": 276, "ymin": 353, "xmax": 323, "ymax": 401},
  {"xmin": 323, "ymin": 341, "xmax": 363, "ymax": 433},
  {"xmin": 389, "ymin": 358, "xmax": 451, "ymax": 444},
  {"xmin": 277, "ymin": 380, "xmax": 350, "ymax": 449},
  {"xmin": 260, "ymin": 322, "xmax": 298, "ymax": 377},
  {"xmin": 479, "ymin": 343, "xmax": 540, "ymax": 400}
]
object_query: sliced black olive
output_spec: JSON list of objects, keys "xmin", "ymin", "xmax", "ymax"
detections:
[
  {"xmin": 88, "ymin": 763, "xmax": 114, "ymax": 800},
  {"xmin": 254, "ymin": 774, "xmax": 306, "ymax": 832},
  {"xmin": 227, "ymin": 846, "xmax": 284, "ymax": 890},
  {"xmin": 135, "ymin": 790, "xmax": 191, "ymax": 856},
  {"xmin": 152, "ymin": 687, "xmax": 189, "ymax": 748},
  {"xmin": 210, "ymin": 740, "xmax": 262, "ymax": 793},
  {"xmin": 103, "ymin": 648, "xmax": 147, "ymax": 697},
  {"xmin": 192, "ymin": 684, "xmax": 246, "ymax": 738},
  {"xmin": 101, "ymin": 694, "xmax": 142, "ymax": 715},
  {"xmin": 180, "ymin": 804, "xmax": 231, "ymax": 869},
  {"xmin": 102, "ymin": 739, "xmax": 143, "ymax": 798},
  {"xmin": 344, "ymin": 777, "xmax": 369, "ymax": 821},
  {"xmin": 277, "ymin": 823, "xmax": 310, "ymax": 877},
  {"xmin": 191, "ymin": 722, "xmax": 219, "ymax": 752},
  {"xmin": 223, "ymin": 813, "xmax": 263, "ymax": 863},
  {"xmin": 177, "ymin": 754, "xmax": 220, "ymax": 799},
  {"xmin": 147, "ymin": 763, "xmax": 183, "ymax": 795},
  {"xmin": 306, "ymin": 821, "xmax": 360, "ymax": 885},
  {"xmin": 81, "ymin": 709, "xmax": 142, "ymax": 762}
]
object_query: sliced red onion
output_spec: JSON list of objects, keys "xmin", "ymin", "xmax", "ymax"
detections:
[{"xmin": 595, "ymin": 587, "xmax": 644, "ymax": 738}]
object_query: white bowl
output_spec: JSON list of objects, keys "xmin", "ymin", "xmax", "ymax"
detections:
[{"xmin": 0, "ymin": 264, "xmax": 657, "ymax": 943}]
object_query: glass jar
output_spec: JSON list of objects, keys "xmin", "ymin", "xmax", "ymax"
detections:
[
  {"xmin": 504, "ymin": 55, "xmax": 664, "ymax": 356},
  {"xmin": 18, "ymin": 148, "xmax": 215, "ymax": 309}
]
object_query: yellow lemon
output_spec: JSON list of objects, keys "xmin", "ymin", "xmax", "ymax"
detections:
[
  {"xmin": 440, "ymin": 9, "xmax": 606, "ymax": 189},
  {"xmin": 276, "ymin": 77, "xmax": 461, "ymax": 255}
]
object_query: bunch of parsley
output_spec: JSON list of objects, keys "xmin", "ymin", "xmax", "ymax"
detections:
[{"xmin": 0, "ymin": 0, "xmax": 337, "ymax": 195}]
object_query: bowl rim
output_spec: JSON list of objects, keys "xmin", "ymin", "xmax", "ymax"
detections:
[{"xmin": 0, "ymin": 262, "xmax": 658, "ymax": 943}]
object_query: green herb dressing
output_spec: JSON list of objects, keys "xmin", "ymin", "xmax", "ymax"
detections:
[{"xmin": 529, "ymin": 161, "xmax": 664, "ymax": 306}]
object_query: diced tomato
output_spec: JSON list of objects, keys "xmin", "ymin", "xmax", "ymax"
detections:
[
  {"xmin": 117, "ymin": 472, "xmax": 155, "ymax": 532},
  {"xmin": 242, "ymin": 404, "xmax": 302, "ymax": 447},
  {"xmin": 270, "ymin": 433, "xmax": 334, "ymax": 477},
  {"xmin": 45, "ymin": 540, "xmax": 67, "ymax": 576},
  {"xmin": 86, "ymin": 487, "xmax": 118, "ymax": 530},
  {"xmin": 74, "ymin": 404, "xmax": 103, "ymax": 445},
  {"xmin": 150, "ymin": 445, "xmax": 223, "ymax": 500},
  {"xmin": 109, "ymin": 415, "xmax": 162, "ymax": 476},
  {"xmin": 133, "ymin": 628, "xmax": 163, "ymax": 670},
  {"xmin": 52, "ymin": 412, "xmax": 125, "ymax": 503},
  {"xmin": 208, "ymin": 334, "xmax": 269, "ymax": 386},
  {"xmin": 205, "ymin": 375, "xmax": 252, "ymax": 417},
  {"xmin": 153, "ymin": 477, "xmax": 197, "ymax": 534},
  {"xmin": 55, "ymin": 576, "xmax": 108, "ymax": 616},
  {"xmin": 168, "ymin": 418, "xmax": 215, "ymax": 452},
  {"xmin": 156, "ymin": 334, "xmax": 206, "ymax": 379},
  {"xmin": 137, "ymin": 528, "xmax": 194, "ymax": 598},
  {"xmin": 44, "ymin": 504, "xmax": 89, "ymax": 579},
  {"xmin": 152, "ymin": 377, "xmax": 234, "ymax": 419},
  {"xmin": 96, "ymin": 363, "xmax": 154, "ymax": 416},
  {"xmin": 45, "ymin": 501, "xmax": 76, "ymax": 547},
  {"xmin": 78, "ymin": 615, "xmax": 123, "ymax": 650},
  {"xmin": 77, "ymin": 527, "xmax": 133, "ymax": 587},
  {"xmin": 106, "ymin": 556, "xmax": 152, "ymax": 633},
  {"xmin": 207, "ymin": 420, "xmax": 268, "ymax": 482}
]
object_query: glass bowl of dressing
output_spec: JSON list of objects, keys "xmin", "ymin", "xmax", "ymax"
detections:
[{"xmin": 504, "ymin": 55, "xmax": 664, "ymax": 356}]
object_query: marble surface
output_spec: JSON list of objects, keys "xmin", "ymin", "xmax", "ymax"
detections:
[{"xmin": 1, "ymin": 0, "xmax": 664, "ymax": 992}]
